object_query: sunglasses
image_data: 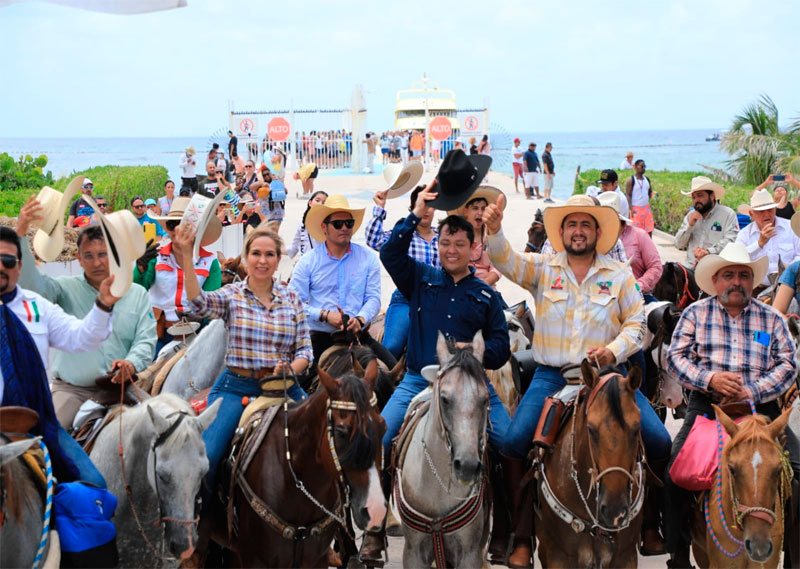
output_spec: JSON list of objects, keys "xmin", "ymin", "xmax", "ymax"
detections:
[
  {"xmin": 166, "ymin": 220, "xmax": 181, "ymax": 230},
  {"xmin": 96, "ymin": 202, "xmax": 107, "ymax": 207},
  {"xmin": 83, "ymin": 184, "xmax": 94, "ymax": 189},
  {"xmin": 132, "ymin": 204, "xmax": 145, "ymax": 209},
  {"xmin": 325, "ymin": 219, "xmax": 355, "ymax": 230},
  {"xmin": 1, "ymin": 254, "xmax": 19, "ymax": 269}
]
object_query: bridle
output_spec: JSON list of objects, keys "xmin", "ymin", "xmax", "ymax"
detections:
[
  {"xmin": 672, "ymin": 263, "xmax": 697, "ymax": 310},
  {"xmin": 222, "ymin": 266, "xmax": 243, "ymax": 283}
]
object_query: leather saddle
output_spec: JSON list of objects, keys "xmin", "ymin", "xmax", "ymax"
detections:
[{"xmin": 0, "ymin": 406, "xmax": 40, "ymax": 436}]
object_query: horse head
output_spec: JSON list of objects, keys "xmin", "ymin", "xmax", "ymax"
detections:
[
  {"xmin": 144, "ymin": 396, "xmax": 220, "ymax": 559},
  {"xmin": 217, "ymin": 252, "xmax": 246, "ymax": 285},
  {"xmin": 580, "ymin": 360, "xmax": 643, "ymax": 530},
  {"xmin": 526, "ymin": 211, "xmax": 546, "ymax": 253},
  {"xmin": 317, "ymin": 363, "xmax": 387, "ymax": 532},
  {"xmin": 506, "ymin": 302, "xmax": 533, "ymax": 351},
  {"xmin": 713, "ymin": 404, "xmax": 792, "ymax": 563},
  {"xmin": 428, "ymin": 331, "xmax": 490, "ymax": 486},
  {"xmin": 653, "ymin": 262, "xmax": 700, "ymax": 309}
]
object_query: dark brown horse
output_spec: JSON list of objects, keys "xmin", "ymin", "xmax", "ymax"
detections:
[
  {"xmin": 217, "ymin": 253, "xmax": 247, "ymax": 286},
  {"xmin": 317, "ymin": 344, "xmax": 403, "ymax": 410},
  {"xmin": 653, "ymin": 262, "xmax": 701, "ymax": 309},
  {"xmin": 227, "ymin": 363, "xmax": 387, "ymax": 568},
  {"xmin": 525, "ymin": 210, "xmax": 546, "ymax": 253},
  {"xmin": 534, "ymin": 362, "xmax": 645, "ymax": 568}
]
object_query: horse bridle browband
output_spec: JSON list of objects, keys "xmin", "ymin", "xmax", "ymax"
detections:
[{"xmin": 673, "ymin": 263, "xmax": 697, "ymax": 310}]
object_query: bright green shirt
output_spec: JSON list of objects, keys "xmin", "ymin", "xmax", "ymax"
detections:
[{"xmin": 19, "ymin": 237, "xmax": 157, "ymax": 386}]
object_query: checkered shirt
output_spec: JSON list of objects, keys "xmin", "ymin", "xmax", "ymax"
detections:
[{"xmin": 365, "ymin": 206, "xmax": 440, "ymax": 268}]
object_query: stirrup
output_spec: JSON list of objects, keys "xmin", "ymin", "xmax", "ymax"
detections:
[{"xmin": 358, "ymin": 531, "xmax": 388, "ymax": 568}]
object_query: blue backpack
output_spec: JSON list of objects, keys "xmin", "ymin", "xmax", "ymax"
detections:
[
  {"xmin": 270, "ymin": 180, "xmax": 287, "ymax": 203},
  {"xmin": 53, "ymin": 482, "xmax": 118, "ymax": 567}
]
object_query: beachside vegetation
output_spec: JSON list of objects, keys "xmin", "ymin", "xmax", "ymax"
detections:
[
  {"xmin": 0, "ymin": 152, "xmax": 55, "ymax": 192},
  {"xmin": 574, "ymin": 169, "xmax": 751, "ymax": 235}
]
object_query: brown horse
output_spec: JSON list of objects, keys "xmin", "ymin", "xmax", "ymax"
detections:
[
  {"xmin": 534, "ymin": 361, "xmax": 645, "ymax": 568},
  {"xmin": 226, "ymin": 363, "xmax": 387, "ymax": 568},
  {"xmin": 690, "ymin": 405, "xmax": 793, "ymax": 568},
  {"xmin": 217, "ymin": 253, "xmax": 247, "ymax": 286}
]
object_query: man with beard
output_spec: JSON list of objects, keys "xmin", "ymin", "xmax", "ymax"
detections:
[
  {"xmin": 484, "ymin": 194, "xmax": 672, "ymax": 566},
  {"xmin": 665, "ymin": 242, "xmax": 799, "ymax": 568},
  {"xmin": 674, "ymin": 176, "xmax": 738, "ymax": 268}
]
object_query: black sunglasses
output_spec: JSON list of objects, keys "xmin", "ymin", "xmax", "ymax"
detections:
[
  {"xmin": 132, "ymin": 204, "xmax": 145, "ymax": 209},
  {"xmin": 1, "ymin": 254, "xmax": 19, "ymax": 269},
  {"xmin": 325, "ymin": 219, "xmax": 355, "ymax": 230},
  {"xmin": 96, "ymin": 202, "xmax": 107, "ymax": 207}
]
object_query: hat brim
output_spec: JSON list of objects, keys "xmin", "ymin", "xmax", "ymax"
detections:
[
  {"xmin": 448, "ymin": 186, "xmax": 506, "ymax": 216},
  {"xmin": 791, "ymin": 211, "xmax": 800, "ymax": 238},
  {"xmin": 695, "ymin": 254, "xmax": 769, "ymax": 297},
  {"xmin": 192, "ymin": 192, "xmax": 227, "ymax": 259},
  {"xmin": 385, "ymin": 162, "xmax": 424, "ymax": 200},
  {"xmin": 32, "ymin": 176, "xmax": 84, "ymax": 262},
  {"xmin": 681, "ymin": 182, "xmax": 725, "ymax": 201},
  {"xmin": 305, "ymin": 205, "xmax": 365, "ymax": 243},
  {"xmin": 428, "ymin": 154, "xmax": 492, "ymax": 211},
  {"xmin": 543, "ymin": 203, "xmax": 620, "ymax": 255}
]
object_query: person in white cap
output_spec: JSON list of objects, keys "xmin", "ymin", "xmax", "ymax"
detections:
[
  {"xmin": 674, "ymin": 176, "xmax": 739, "ymax": 268},
  {"xmin": 734, "ymin": 189, "xmax": 800, "ymax": 288},
  {"xmin": 66, "ymin": 177, "xmax": 95, "ymax": 227}
]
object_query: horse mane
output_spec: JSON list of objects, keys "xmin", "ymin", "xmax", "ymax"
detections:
[
  {"xmin": 333, "ymin": 374, "xmax": 379, "ymax": 471},
  {"xmin": 442, "ymin": 346, "xmax": 485, "ymax": 387},
  {"xmin": 600, "ymin": 375, "xmax": 628, "ymax": 429},
  {"xmin": 723, "ymin": 414, "xmax": 774, "ymax": 461},
  {"xmin": 0, "ymin": 441, "xmax": 41, "ymax": 524}
]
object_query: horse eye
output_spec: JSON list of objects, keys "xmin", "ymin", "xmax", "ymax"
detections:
[
  {"xmin": 728, "ymin": 466, "xmax": 737, "ymax": 479},
  {"xmin": 587, "ymin": 425, "xmax": 599, "ymax": 440},
  {"xmin": 441, "ymin": 396, "xmax": 451, "ymax": 407}
]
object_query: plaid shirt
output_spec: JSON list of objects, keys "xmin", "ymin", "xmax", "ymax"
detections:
[
  {"xmin": 667, "ymin": 296, "xmax": 795, "ymax": 403},
  {"xmin": 188, "ymin": 280, "xmax": 313, "ymax": 369},
  {"xmin": 365, "ymin": 206, "xmax": 440, "ymax": 268}
]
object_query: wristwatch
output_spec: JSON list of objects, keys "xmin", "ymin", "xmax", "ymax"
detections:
[{"xmin": 95, "ymin": 298, "xmax": 114, "ymax": 313}]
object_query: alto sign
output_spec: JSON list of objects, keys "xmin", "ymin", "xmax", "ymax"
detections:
[
  {"xmin": 429, "ymin": 116, "xmax": 453, "ymax": 141},
  {"xmin": 267, "ymin": 117, "xmax": 291, "ymax": 141}
]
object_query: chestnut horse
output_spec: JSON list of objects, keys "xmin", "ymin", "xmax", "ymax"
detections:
[
  {"xmin": 225, "ymin": 362, "xmax": 387, "ymax": 568},
  {"xmin": 534, "ymin": 362, "xmax": 645, "ymax": 568},
  {"xmin": 690, "ymin": 405, "xmax": 793, "ymax": 568},
  {"xmin": 217, "ymin": 253, "xmax": 247, "ymax": 286}
]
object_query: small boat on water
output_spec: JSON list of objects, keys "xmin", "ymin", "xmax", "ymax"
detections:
[{"xmin": 705, "ymin": 133, "xmax": 721, "ymax": 142}]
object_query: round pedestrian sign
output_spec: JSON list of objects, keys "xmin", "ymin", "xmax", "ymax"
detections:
[
  {"xmin": 464, "ymin": 115, "xmax": 480, "ymax": 132},
  {"xmin": 267, "ymin": 117, "xmax": 291, "ymax": 141},
  {"xmin": 239, "ymin": 118, "xmax": 255, "ymax": 135},
  {"xmin": 429, "ymin": 117, "xmax": 452, "ymax": 141}
]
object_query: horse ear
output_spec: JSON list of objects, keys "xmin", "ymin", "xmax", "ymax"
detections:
[
  {"xmin": 713, "ymin": 404, "xmax": 739, "ymax": 438},
  {"xmin": 436, "ymin": 332, "xmax": 452, "ymax": 366},
  {"xmin": 625, "ymin": 366, "xmax": 642, "ymax": 393},
  {"xmin": 767, "ymin": 406, "xmax": 793, "ymax": 442},
  {"xmin": 352, "ymin": 353, "xmax": 366, "ymax": 377},
  {"xmin": 317, "ymin": 366, "xmax": 339, "ymax": 396},
  {"xmin": 363, "ymin": 359, "xmax": 378, "ymax": 391},
  {"xmin": 197, "ymin": 399, "xmax": 221, "ymax": 432},
  {"xmin": 147, "ymin": 404, "xmax": 170, "ymax": 435},
  {"xmin": 515, "ymin": 301, "xmax": 526, "ymax": 320},
  {"xmin": 0, "ymin": 437, "xmax": 41, "ymax": 468},
  {"xmin": 390, "ymin": 356, "xmax": 405, "ymax": 384},
  {"xmin": 471, "ymin": 330, "xmax": 485, "ymax": 363},
  {"xmin": 580, "ymin": 359, "xmax": 599, "ymax": 388},
  {"xmin": 216, "ymin": 251, "xmax": 226, "ymax": 264},
  {"xmin": 788, "ymin": 315, "xmax": 800, "ymax": 338}
]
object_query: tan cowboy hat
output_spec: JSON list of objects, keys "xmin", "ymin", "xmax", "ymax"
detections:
[
  {"xmin": 447, "ymin": 185, "xmax": 507, "ymax": 216},
  {"xmin": 747, "ymin": 189, "xmax": 778, "ymax": 212},
  {"xmin": 32, "ymin": 176, "xmax": 84, "ymax": 262},
  {"xmin": 790, "ymin": 211, "xmax": 800, "ymax": 238},
  {"xmin": 695, "ymin": 242, "xmax": 768, "ymax": 297},
  {"xmin": 383, "ymin": 162, "xmax": 424, "ymax": 199},
  {"xmin": 305, "ymin": 195, "xmax": 365, "ymax": 242},
  {"xmin": 597, "ymin": 190, "xmax": 631, "ymax": 223},
  {"xmin": 185, "ymin": 146, "xmax": 196, "ymax": 156},
  {"xmin": 152, "ymin": 196, "xmax": 223, "ymax": 247},
  {"xmin": 81, "ymin": 195, "xmax": 146, "ymax": 298},
  {"xmin": 681, "ymin": 176, "xmax": 725, "ymax": 200},
  {"xmin": 542, "ymin": 194, "xmax": 620, "ymax": 255}
]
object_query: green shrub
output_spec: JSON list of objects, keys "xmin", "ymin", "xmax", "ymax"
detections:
[
  {"xmin": 574, "ymin": 169, "xmax": 753, "ymax": 234},
  {"xmin": 0, "ymin": 153, "xmax": 54, "ymax": 191},
  {"xmin": 52, "ymin": 165, "xmax": 169, "ymax": 213}
]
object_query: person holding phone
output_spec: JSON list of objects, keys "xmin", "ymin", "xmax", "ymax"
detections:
[{"xmin": 753, "ymin": 173, "xmax": 800, "ymax": 220}]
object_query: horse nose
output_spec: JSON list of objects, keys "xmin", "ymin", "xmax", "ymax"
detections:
[
  {"xmin": 453, "ymin": 458, "xmax": 481, "ymax": 483},
  {"xmin": 745, "ymin": 538, "xmax": 773, "ymax": 562},
  {"xmin": 599, "ymin": 503, "xmax": 628, "ymax": 528}
]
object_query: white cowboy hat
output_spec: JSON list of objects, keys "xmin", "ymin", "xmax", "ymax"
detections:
[
  {"xmin": 790, "ymin": 211, "xmax": 800, "ymax": 239},
  {"xmin": 597, "ymin": 191, "xmax": 631, "ymax": 223},
  {"xmin": 382, "ymin": 162, "xmax": 424, "ymax": 199},
  {"xmin": 447, "ymin": 185, "xmax": 507, "ymax": 216},
  {"xmin": 747, "ymin": 189, "xmax": 778, "ymax": 212},
  {"xmin": 32, "ymin": 176, "xmax": 84, "ymax": 262},
  {"xmin": 680, "ymin": 176, "xmax": 725, "ymax": 201},
  {"xmin": 542, "ymin": 194, "xmax": 620, "ymax": 255},
  {"xmin": 151, "ymin": 196, "xmax": 222, "ymax": 247},
  {"xmin": 694, "ymin": 242, "xmax": 768, "ymax": 297},
  {"xmin": 305, "ymin": 195, "xmax": 365, "ymax": 243},
  {"xmin": 81, "ymin": 195, "xmax": 146, "ymax": 297}
]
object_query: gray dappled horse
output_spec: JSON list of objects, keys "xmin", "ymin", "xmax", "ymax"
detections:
[
  {"xmin": 89, "ymin": 394, "xmax": 220, "ymax": 566},
  {"xmin": 160, "ymin": 319, "xmax": 228, "ymax": 400},
  {"xmin": 393, "ymin": 332, "xmax": 490, "ymax": 568}
]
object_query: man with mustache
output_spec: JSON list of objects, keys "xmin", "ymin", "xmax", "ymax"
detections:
[
  {"xmin": 674, "ymin": 176, "xmax": 739, "ymax": 268},
  {"xmin": 665, "ymin": 242, "xmax": 800, "ymax": 568}
]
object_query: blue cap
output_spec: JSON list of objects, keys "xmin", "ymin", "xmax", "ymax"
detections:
[{"xmin": 144, "ymin": 198, "xmax": 157, "ymax": 206}]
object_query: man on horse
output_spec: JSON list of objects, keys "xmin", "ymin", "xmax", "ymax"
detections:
[
  {"xmin": 1, "ymin": 226, "xmax": 120, "ymax": 486},
  {"xmin": 484, "ymin": 193, "xmax": 673, "ymax": 566},
  {"xmin": 361, "ymin": 182, "xmax": 512, "ymax": 561},
  {"xmin": 16, "ymin": 198, "xmax": 156, "ymax": 431},
  {"xmin": 665, "ymin": 242, "xmax": 800, "ymax": 568},
  {"xmin": 674, "ymin": 176, "xmax": 739, "ymax": 269}
]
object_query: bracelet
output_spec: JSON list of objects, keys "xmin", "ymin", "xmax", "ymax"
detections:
[
  {"xmin": 319, "ymin": 309, "xmax": 328, "ymax": 322},
  {"xmin": 95, "ymin": 298, "xmax": 114, "ymax": 313}
]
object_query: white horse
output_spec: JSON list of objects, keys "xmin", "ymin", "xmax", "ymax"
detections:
[
  {"xmin": 643, "ymin": 301, "xmax": 684, "ymax": 409},
  {"xmin": 160, "ymin": 319, "xmax": 228, "ymax": 399},
  {"xmin": 89, "ymin": 394, "xmax": 220, "ymax": 566}
]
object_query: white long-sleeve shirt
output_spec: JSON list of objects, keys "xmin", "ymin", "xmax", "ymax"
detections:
[
  {"xmin": 735, "ymin": 215, "xmax": 800, "ymax": 285},
  {"xmin": 179, "ymin": 153, "xmax": 197, "ymax": 178}
]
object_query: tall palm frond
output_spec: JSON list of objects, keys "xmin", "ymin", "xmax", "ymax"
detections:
[
  {"xmin": 729, "ymin": 94, "xmax": 779, "ymax": 136},
  {"xmin": 700, "ymin": 164, "xmax": 736, "ymax": 184}
]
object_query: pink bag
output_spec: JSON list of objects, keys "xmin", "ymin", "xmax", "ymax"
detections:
[{"xmin": 669, "ymin": 414, "xmax": 745, "ymax": 491}]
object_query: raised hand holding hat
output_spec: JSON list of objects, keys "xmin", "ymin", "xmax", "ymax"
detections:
[
  {"xmin": 382, "ymin": 161, "xmax": 424, "ymax": 199},
  {"xmin": 426, "ymin": 148, "xmax": 492, "ymax": 211},
  {"xmin": 31, "ymin": 176, "xmax": 84, "ymax": 261}
]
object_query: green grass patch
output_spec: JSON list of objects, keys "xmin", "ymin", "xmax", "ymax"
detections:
[{"xmin": 574, "ymin": 169, "xmax": 753, "ymax": 235}]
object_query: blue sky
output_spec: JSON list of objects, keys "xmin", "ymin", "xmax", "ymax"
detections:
[{"xmin": 1, "ymin": 0, "xmax": 798, "ymax": 137}]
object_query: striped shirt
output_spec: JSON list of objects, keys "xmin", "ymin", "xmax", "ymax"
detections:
[
  {"xmin": 365, "ymin": 206, "xmax": 440, "ymax": 268},
  {"xmin": 187, "ymin": 280, "xmax": 313, "ymax": 370},
  {"xmin": 486, "ymin": 229, "xmax": 645, "ymax": 367},
  {"xmin": 666, "ymin": 296, "xmax": 795, "ymax": 403}
]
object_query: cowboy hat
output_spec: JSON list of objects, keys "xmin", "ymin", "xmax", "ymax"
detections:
[
  {"xmin": 542, "ymin": 194, "xmax": 620, "ymax": 255},
  {"xmin": 383, "ymin": 161, "xmax": 424, "ymax": 199},
  {"xmin": 448, "ymin": 185, "xmax": 507, "ymax": 216},
  {"xmin": 185, "ymin": 146, "xmax": 196, "ymax": 156},
  {"xmin": 81, "ymin": 195, "xmax": 146, "ymax": 298},
  {"xmin": 790, "ymin": 211, "xmax": 800, "ymax": 239},
  {"xmin": 597, "ymin": 191, "xmax": 631, "ymax": 223},
  {"xmin": 694, "ymin": 242, "xmax": 768, "ymax": 297},
  {"xmin": 747, "ymin": 189, "xmax": 778, "ymax": 212},
  {"xmin": 32, "ymin": 176, "xmax": 84, "ymax": 262},
  {"xmin": 152, "ymin": 196, "xmax": 223, "ymax": 247},
  {"xmin": 426, "ymin": 149, "xmax": 492, "ymax": 211},
  {"xmin": 680, "ymin": 176, "xmax": 725, "ymax": 200},
  {"xmin": 305, "ymin": 195, "xmax": 365, "ymax": 243}
]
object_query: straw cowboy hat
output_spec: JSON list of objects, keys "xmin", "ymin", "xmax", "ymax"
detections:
[
  {"xmin": 305, "ymin": 195, "xmax": 365, "ymax": 242},
  {"xmin": 542, "ymin": 194, "xmax": 620, "ymax": 255},
  {"xmin": 789, "ymin": 211, "xmax": 800, "ymax": 239},
  {"xmin": 185, "ymin": 146, "xmax": 196, "ymax": 156},
  {"xmin": 426, "ymin": 149, "xmax": 492, "ymax": 211},
  {"xmin": 383, "ymin": 161, "xmax": 424, "ymax": 199},
  {"xmin": 748, "ymin": 189, "xmax": 778, "ymax": 212},
  {"xmin": 152, "ymin": 196, "xmax": 223, "ymax": 246},
  {"xmin": 32, "ymin": 176, "xmax": 84, "ymax": 262},
  {"xmin": 81, "ymin": 195, "xmax": 146, "ymax": 298},
  {"xmin": 597, "ymin": 191, "xmax": 631, "ymax": 223},
  {"xmin": 448, "ymin": 185, "xmax": 507, "ymax": 216},
  {"xmin": 681, "ymin": 176, "xmax": 725, "ymax": 200},
  {"xmin": 694, "ymin": 242, "xmax": 768, "ymax": 297}
]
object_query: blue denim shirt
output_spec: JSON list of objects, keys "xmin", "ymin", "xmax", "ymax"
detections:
[{"xmin": 380, "ymin": 212, "xmax": 510, "ymax": 373}]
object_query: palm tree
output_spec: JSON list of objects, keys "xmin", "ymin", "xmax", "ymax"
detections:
[{"xmin": 717, "ymin": 94, "xmax": 800, "ymax": 185}]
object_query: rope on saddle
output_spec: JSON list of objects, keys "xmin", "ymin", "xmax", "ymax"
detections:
[{"xmin": 32, "ymin": 438, "xmax": 53, "ymax": 569}]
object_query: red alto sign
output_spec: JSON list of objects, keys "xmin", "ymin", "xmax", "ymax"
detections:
[
  {"xmin": 429, "ymin": 116, "xmax": 452, "ymax": 141},
  {"xmin": 267, "ymin": 117, "xmax": 291, "ymax": 141}
]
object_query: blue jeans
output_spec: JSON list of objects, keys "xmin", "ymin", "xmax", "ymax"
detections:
[
  {"xmin": 382, "ymin": 290, "xmax": 410, "ymax": 360},
  {"xmin": 643, "ymin": 293, "xmax": 658, "ymax": 304},
  {"xmin": 202, "ymin": 370, "xmax": 306, "ymax": 492},
  {"xmin": 381, "ymin": 369, "xmax": 510, "ymax": 462},
  {"xmin": 58, "ymin": 426, "xmax": 106, "ymax": 488},
  {"xmin": 504, "ymin": 365, "xmax": 671, "ymax": 461}
]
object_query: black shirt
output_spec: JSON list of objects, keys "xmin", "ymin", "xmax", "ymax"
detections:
[
  {"xmin": 777, "ymin": 202, "xmax": 795, "ymax": 220},
  {"xmin": 542, "ymin": 150, "xmax": 554, "ymax": 174},
  {"xmin": 523, "ymin": 150, "xmax": 540, "ymax": 172},
  {"xmin": 229, "ymin": 136, "xmax": 238, "ymax": 157},
  {"xmin": 68, "ymin": 197, "xmax": 92, "ymax": 218}
]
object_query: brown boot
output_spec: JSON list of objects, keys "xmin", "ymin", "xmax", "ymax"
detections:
[
  {"xmin": 359, "ymin": 529, "xmax": 386, "ymax": 566},
  {"xmin": 503, "ymin": 455, "xmax": 534, "ymax": 569},
  {"xmin": 640, "ymin": 457, "xmax": 667, "ymax": 556}
]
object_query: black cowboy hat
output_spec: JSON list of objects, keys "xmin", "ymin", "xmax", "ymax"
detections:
[{"xmin": 427, "ymin": 149, "xmax": 492, "ymax": 211}]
